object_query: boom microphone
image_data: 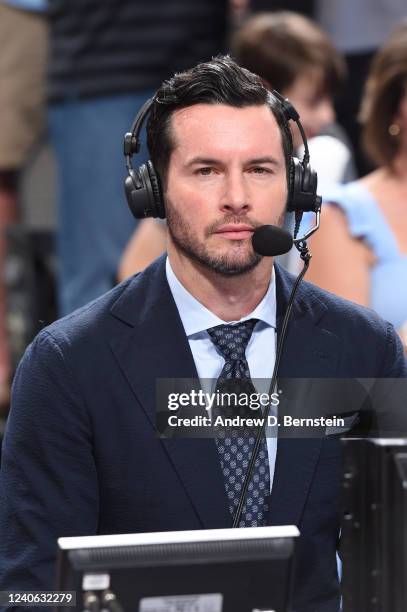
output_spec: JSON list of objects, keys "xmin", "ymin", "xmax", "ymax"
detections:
[{"xmin": 252, "ymin": 225, "xmax": 293, "ymax": 256}]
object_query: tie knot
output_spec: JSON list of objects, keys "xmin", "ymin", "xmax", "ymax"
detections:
[{"xmin": 207, "ymin": 318, "xmax": 258, "ymax": 361}]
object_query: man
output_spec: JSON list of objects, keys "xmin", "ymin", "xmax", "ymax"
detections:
[{"xmin": 0, "ymin": 57, "xmax": 405, "ymax": 611}]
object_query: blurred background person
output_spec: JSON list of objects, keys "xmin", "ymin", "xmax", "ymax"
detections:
[
  {"xmin": 0, "ymin": 0, "xmax": 47, "ymax": 414},
  {"xmin": 47, "ymin": 0, "xmax": 229, "ymax": 316},
  {"xmin": 118, "ymin": 10, "xmax": 355, "ymax": 280},
  {"xmin": 316, "ymin": 0, "xmax": 407, "ymax": 176},
  {"xmin": 0, "ymin": 0, "xmax": 230, "ymax": 446},
  {"xmin": 307, "ymin": 22, "xmax": 407, "ymax": 352},
  {"xmin": 250, "ymin": 0, "xmax": 407, "ymax": 177}
]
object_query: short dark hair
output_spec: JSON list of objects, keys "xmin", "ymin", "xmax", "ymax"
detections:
[
  {"xmin": 147, "ymin": 55, "xmax": 293, "ymax": 186},
  {"xmin": 232, "ymin": 12, "xmax": 345, "ymax": 96},
  {"xmin": 360, "ymin": 22, "xmax": 407, "ymax": 168}
]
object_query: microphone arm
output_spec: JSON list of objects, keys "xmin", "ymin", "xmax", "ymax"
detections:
[
  {"xmin": 232, "ymin": 243, "xmax": 312, "ymax": 528},
  {"xmin": 293, "ymin": 208, "xmax": 321, "ymax": 244}
]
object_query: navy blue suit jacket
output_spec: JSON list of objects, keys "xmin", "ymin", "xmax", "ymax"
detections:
[{"xmin": 0, "ymin": 257, "xmax": 406, "ymax": 611}]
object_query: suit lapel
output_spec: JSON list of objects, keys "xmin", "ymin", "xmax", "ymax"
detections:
[
  {"xmin": 109, "ymin": 256, "xmax": 231, "ymax": 529},
  {"xmin": 269, "ymin": 265, "xmax": 341, "ymax": 526}
]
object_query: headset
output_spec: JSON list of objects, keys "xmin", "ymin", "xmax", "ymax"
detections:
[{"xmin": 123, "ymin": 91, "xmax": 322, "ymax": 237}]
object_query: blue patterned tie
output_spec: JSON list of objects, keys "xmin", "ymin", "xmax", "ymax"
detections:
[{"xmin": 207, "ymin": 319, "xmax": 270, "ymax": 527}]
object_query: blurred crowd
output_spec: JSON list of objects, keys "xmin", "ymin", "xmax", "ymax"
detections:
[{"xmin": 1, "ymin": 0, "xmax": 407, "ymax": 424}]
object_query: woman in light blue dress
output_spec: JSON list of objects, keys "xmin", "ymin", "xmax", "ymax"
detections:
[{"xmin": 307, "ymin": 23, "xmax": 407, "ymax": 352}]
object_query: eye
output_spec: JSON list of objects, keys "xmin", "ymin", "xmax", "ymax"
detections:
[
  {"xmin": 196, "ymin": 167, "xmax": 215, "ymax": 176},
  {"xmin": 250, "ymin": 166, "xmax": 273, "ymax": 174}
]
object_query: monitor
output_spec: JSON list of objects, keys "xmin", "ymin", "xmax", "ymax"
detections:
[
  {"xmin": 57, "ymin": 525, "xmax": 299, "ymax": 612},
  {"xmin": 341, "ymin": 438, "xmax": 407, "ymax": 611}
]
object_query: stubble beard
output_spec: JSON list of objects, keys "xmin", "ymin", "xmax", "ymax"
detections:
[{"xmin": 166, "ymin": 203, "xmax": 266, "ymax": 276}]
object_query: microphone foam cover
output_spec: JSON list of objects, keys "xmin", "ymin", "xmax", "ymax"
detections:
[{"xmin": 252, "ymin": 225, "xmax": 293, "ymax": 257}]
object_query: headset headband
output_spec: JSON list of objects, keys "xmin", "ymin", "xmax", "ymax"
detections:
[{"xmin": 123, "ymin": 91, "xmax": 322, "ymax": 228}]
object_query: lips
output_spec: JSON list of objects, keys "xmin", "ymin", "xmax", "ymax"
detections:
[
  {"xmin": 215, "ymin": 223, "xmax": 254, "ymax": 240},
  {"xmin": 216, "ymin": 224, "xmax": 254, "ymax": 232},
  {"xmin": 214, "ymin": 224, "xmax": 255, "ymax": 239}
]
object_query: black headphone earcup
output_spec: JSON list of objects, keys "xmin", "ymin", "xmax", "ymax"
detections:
[
  {"xmin": 124, "ymin": 162, "xmax": 165, "ymax": 219},
  {"xmin": 146, "ymin": 160, "xmax": 165, "ymax": 218},
  {"xmin": 287, "ymin": 157, "xmax": 319, "ymax": 213},
  {"xmin": 124, "ymin": 169, "xmax": 146, "ymax": 219}
]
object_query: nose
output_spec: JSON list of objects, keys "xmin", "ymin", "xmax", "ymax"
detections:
[{"xmin": 219, "ymin": 170, "xmax": 250, "ymax": 214}]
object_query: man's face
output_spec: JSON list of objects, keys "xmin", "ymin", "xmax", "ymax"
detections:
[{"xmin": 164, "ymin": 103, "xmax": 288, "ymax": 276}]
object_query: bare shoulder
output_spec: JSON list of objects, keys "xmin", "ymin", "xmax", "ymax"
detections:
[
  {"xmin": 306, "ymin": 191, "xmax": 374, "ymax": 305},
  {"xmin": 310, "ymin": 199, "xmax": 374, "ymax": 265}
]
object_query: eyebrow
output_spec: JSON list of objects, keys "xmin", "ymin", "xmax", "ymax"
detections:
[
  {"xmin": 185, "ymin": 156, "xmax": 281, "ymax": 167},
  {"xmin": 247, "ymin": 157, "xmax": 280, "ymax": 166}
]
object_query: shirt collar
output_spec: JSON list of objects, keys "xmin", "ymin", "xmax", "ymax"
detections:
[{"xmin": 165, "ymin": 257, "xmax": 276, "ymax": 337}]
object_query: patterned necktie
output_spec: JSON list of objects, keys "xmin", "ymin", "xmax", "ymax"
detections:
[{"xmin": 207, "ymin": 319, "xmax": 270, "ymax": 527}]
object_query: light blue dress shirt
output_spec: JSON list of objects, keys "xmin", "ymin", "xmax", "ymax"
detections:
[{"xmin": 165, "ymin": 257, "xmax": 278, "ymax": 490}]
